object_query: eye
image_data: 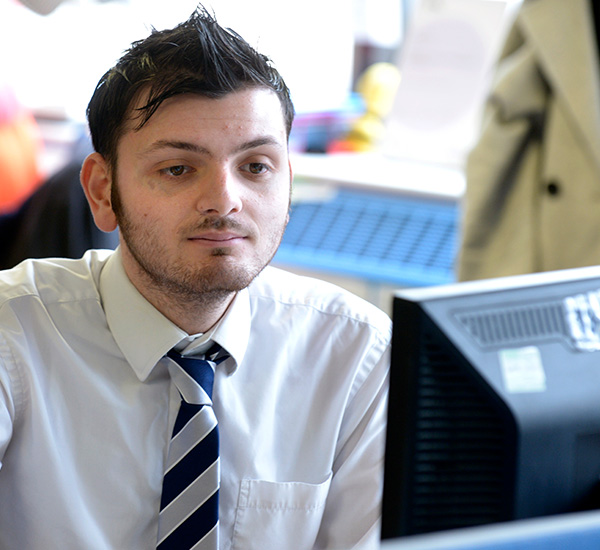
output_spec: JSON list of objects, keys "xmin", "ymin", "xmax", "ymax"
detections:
[
  {"xmin": 161, "ymin": 165, "xmax": 190, "ymax": 177},
  {"xmin": 243, "ymin": 162, "xmax": 269, "ymax": 175}
]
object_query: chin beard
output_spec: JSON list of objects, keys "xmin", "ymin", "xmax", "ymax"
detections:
[{"xmin": 133, "ymin": 252, "xmax": 262, "ymax": 304}]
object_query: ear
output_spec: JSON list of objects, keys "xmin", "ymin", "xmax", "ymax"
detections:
[{"xmin": 80, "ymin": 152, "xmax": 118, "ymax": 233}]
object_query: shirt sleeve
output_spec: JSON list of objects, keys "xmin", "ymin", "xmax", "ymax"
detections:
[
  {"xmin": 314, "ymin": 334, "xmax": 390, "ymax": 550},
  {"xmin": 0, "ymin": 331, "xmax": 23, "ymax": 469}
]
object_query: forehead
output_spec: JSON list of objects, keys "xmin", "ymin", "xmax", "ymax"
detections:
[{"xmin": 126, "ymin": 87, "xmax": 287, "ymax": 139}]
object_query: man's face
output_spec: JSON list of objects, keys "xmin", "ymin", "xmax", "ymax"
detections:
[{"xmin": 111, "ymin": 88, "xmax": 292, "ymax": 303}]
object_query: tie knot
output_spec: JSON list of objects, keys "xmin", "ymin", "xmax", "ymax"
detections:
[{"xmin": 167, "ymin": 343, "xmax": 229, "ymax": 404}]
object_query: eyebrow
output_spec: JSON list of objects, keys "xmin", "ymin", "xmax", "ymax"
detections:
[{"xmin": 140, "ymin": 136, "xmax": 284, "ymax": 158}]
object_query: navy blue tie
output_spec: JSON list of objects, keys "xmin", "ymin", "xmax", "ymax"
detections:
[{"xmin": 157, "ymin": 344, "xmax": 229, "ymax": 549}]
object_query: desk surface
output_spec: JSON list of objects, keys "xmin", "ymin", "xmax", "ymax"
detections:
[
  {"xmin": 380, "ymin": 510, "xmax": 600, "ymax": 550},
  {"xmin": 290, "ymin": 152, "xmax": 465, "ymax": 200}
]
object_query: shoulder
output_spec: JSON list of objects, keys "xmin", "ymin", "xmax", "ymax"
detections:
[
  {"xmin": 0, "ymin": 249, "xmax": 113, "ymax": 309},
  {"xmin": 248, "ymin": 266, "xmax": 392, "ymax": 339}
]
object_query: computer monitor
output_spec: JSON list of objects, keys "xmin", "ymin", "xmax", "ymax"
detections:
[{"xmin": 381, "ymin": 265, "xmax": 600, "ymax": 540}]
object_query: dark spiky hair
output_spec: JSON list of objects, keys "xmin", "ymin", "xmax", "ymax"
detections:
[{"xmin": 86, "ymin": 5, "xmax": 294, "ymax": 168}]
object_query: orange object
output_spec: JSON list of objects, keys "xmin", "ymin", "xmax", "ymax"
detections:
[{"xmin": 0, "ymin": 103, "xmax": 43, "ymax": 213}]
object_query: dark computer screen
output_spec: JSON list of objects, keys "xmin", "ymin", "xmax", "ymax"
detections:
[{"xmin": 381, "ymin": 266, "xmax": 600, "ymax": 539}]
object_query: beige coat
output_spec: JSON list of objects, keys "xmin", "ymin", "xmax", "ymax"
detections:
[{"xmin": 457, "ymin": 0, "xmax": 600, "ymax": 281}]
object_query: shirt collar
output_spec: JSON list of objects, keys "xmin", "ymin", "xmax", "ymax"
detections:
[{"xmin": 100, "ymin": 248, "xmax": 250, "ymax": 381}]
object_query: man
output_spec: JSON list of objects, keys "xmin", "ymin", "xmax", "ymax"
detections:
[{"xmin": 0, "ymin": 7, "xmax": 391, "ymax": 550}]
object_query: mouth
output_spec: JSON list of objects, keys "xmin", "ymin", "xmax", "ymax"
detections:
[{"xmin": 188, "ymin": 232, "xmax": 247, "ymax": 245}]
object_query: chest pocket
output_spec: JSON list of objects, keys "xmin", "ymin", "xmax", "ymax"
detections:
[{"xmin": 231, "ymin": 472, "xmax": 332, "ymax": 550}]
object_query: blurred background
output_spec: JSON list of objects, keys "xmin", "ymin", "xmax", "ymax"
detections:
[
  {"xmin": 0, "ymin": 0, "xmax": 411, "ymax": 170},
  {"xmin": 0, "ymin": 0, "xmax": 522, "ymax": 311}
]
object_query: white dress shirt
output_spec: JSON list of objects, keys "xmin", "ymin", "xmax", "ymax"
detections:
[{"xmin": 0, "ymin": 248, "xmax": 391, "ymax": 550}]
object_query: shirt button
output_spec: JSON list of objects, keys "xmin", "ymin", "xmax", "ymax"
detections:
[{"xmin": 546, "ymin": 180, "xmax": 560, "ymax": 196}]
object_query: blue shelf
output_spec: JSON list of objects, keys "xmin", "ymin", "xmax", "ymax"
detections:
[{"xmin": 274, "ymin": 187, "xmax": 458, "ymax": 287}]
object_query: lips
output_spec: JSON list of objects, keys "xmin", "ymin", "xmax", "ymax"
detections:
[
  {"xmin": 185, "ymin": 217, "xmax": 250, "ymax": 245},
  {"xmin": 189, "ymin": 232, "xmax": 246, "ymax": 243}
]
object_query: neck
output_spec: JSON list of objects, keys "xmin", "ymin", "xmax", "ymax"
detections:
[
  {"xmin": 121, "ymin": 257, "xmax": 237, "ymax": 334},
  {"xmin": 142, "ymin": 286, "xmax": 236, "ymax": 335}
]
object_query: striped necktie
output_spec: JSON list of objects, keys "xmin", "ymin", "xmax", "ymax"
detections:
[{"xmin": 157, "ymin": 343, "xmax": 229, "ymax": 549}]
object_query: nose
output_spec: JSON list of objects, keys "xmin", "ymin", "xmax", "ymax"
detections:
[{"xmin": 196, "ymin": 166, "xmax": 243, "ymax": 216}]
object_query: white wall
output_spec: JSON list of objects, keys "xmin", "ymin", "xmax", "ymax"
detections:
[{"xmin": 0, "ymin": 0, "xmax": 362, "ymax": 120}]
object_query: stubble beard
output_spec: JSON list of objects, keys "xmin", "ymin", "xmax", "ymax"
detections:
[{"xmin": 111, "ymin": 183, "xmax": 285, "ymax": 311}]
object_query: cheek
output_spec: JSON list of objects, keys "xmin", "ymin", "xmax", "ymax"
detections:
[
  {"xmin": 268, "ymin": 196, "xmax": 291, "ymax": 229},
  {"xmin": 123, "ymin": 200, "xmax": 174, "ymax": 233},
  {"xmin": 273, "ymin": 184, "xmax": 292, "ymax": 213},
  {"xmin": 248, "ymin": 185, "xmax": 289, "ymax": 214}
]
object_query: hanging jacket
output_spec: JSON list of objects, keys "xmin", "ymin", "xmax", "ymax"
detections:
[{"xmin": 458, "ymin": 0, "xmax": 600, "ymax": 281}]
